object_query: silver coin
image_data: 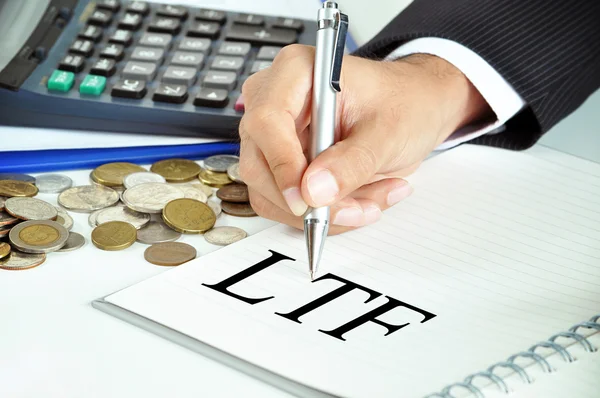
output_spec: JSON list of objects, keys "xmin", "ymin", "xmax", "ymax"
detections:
[
  {"xmin": 9, "ymin": 220, "xmax": 69, "ymax": 254},
  {"xmin": 0, "ymin": 250, "xmax": 46, "ymax": 270},
  {"xmin": 57, "ymin": 232, "xmax": 86, "ymax": 252},
  {"xmin": 35, "ymin": 174, "xmax": 73, "ymax": 193},
  {"xmin": 122, "ymin": 183, "xmax": 184, "ymax": 214},
  {"xmin": 179, "ymin": 185, "xmax": 208, "ymax": 203},
  {"xmin": 204, "ymin": 226, "xmax": 248, "ymax": 246},
  {"xmin": 88, "ymin": 208, "xmax": 105, "ymax": 227},
  {"xmin": 55, "ymin": 207, "xmax": 74, "ymax": 231},
  {"xmin": 58, "ymin": 185, "xmax": 119, "ymax": 212},
  {"xmin": 136, "ymin": 221, "xmax": 181, "ymax": 244},
  {"xmin": 0, "ymin": 173, "xmax": 36, "ymax": 184},
  {"xmin": 203, "ymin": 155, "xmax": 240, "ymax": 173},
  {"xmin": 96, "ymin": 206, "xmax": 151, "ymax": 229},
  {"xmin": 124, "ymin": 172, "xmax": 167, "ymax": 189},
  {"xmin": 188, "ymin": 182, "xmax": 213, "ymax": 197},
  {"xmin": 207, "ymin": 200, "xmax": 222, "ymax": 217},
  {"xmin": 4, "ymin": 197, "xmax": 58, "ymax": 221},
  {"xmin": 226, "ymin": 163, "xmax": 244, "ymax": 184}
]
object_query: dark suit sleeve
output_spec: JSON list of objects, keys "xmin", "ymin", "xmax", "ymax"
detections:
[{"xmin": 353, "ymin": 0, "xmax": 600, "ymax": 150}]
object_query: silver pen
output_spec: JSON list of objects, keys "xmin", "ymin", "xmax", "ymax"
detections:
[{"xmin": 304, "ymin": 1, "xmax": 348, "ymax": 281}]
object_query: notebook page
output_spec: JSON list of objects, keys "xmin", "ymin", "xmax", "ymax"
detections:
[{"xmin": 104, "ymin": 145, "xmax": 600, "ymax": 398}]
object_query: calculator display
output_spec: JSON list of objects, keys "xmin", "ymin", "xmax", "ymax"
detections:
[{"xmin": 0, "ymin": 0, "xmax": 51, "ymax": 72}]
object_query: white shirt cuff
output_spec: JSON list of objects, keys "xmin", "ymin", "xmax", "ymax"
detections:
[{"xmin": 384, "ymin": 37, "xmax": 526, "ymax": 149}]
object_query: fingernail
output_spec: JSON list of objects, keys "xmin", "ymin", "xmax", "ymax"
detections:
[
  {"xmin": 307, "ymin": 169, "xmax": 339, "ymax": 206},
  {"xmin": 283, "ymin": 187, "xmax": 308, "ymax": 216},
  {"xmin": 363, "ymin": 205, "xmax": 382, "ymax": 225},
  {"xmin": 333, "ymin": 207, "xmax": 364, "ymax": 227},
  {"xmin": 387, "ymin": 183, "xmax": 414, "ymax": 206}
]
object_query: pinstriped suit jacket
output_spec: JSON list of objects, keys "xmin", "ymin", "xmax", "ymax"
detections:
[{"xmin": 354, "ymin": 0, "xmax": 600, "ymax": 150}]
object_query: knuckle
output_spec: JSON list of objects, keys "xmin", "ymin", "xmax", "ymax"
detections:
[
  {"xmin": 248, "ymin": 190, "xmax": 270, "ymax": 218},
  {"xmin": 345, "ymin": 142, "xmax": 378, "ymax": 181},
  {"xmin": 241, "ymin": 74, "xmax": 259, "ymax": 97},
  {"xmin": 274, "ymin": 44, "xmax": 312, "ymax": 65}
]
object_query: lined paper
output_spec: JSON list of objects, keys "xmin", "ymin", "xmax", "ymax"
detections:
[{"xmin": 105, "ymin": 145, "xmax": 600, "ymax": 398}]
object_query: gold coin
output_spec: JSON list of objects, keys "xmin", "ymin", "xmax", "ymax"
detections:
[
  {"xmin": 19, "ymin": 224, "xmax": 60, "ymax": 245},
  {"xmin": 0, "ymin": 242, "xmax": 10, "ymax": 260},
  {"xmin": 91, "ymin": 163, "xmax": 146, "ymax": 187},
  {"xmin": 162, "ymin": 198, "xmax": 216, "ymax": 233},
  {"xmin": 151, "ymin": 159, "xmax": 201, "ymax": 182},
  {"xmin": 91, "ymin": 221, "xmax": 137, "ymax": 251},
  {"xmin": 198, "ymin": 169, "xmax": 232, "ymax": 188},
  {"xmin": 0, "ymin": 180, "xmax": 38, "ymax": 197},
  {"xmin": 144, "ymin": 242, "xmax": 197, "ymax": 266}
]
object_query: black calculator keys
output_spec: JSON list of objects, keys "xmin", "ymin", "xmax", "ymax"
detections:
[
  {"xmin": 123, "ymin": 61, "xmax": 157, "ymax": 81},
  {"xmin": 187, "ymin": 22, "xmax": 220, "ymax": 38},
  {"xmin": 139, "ymin": 33, "xmax": 172, "ymax": 48},
  {"xmin": 88, "ymin": 9, "xmax": 112, "ymax": 26},
  {"xmin": 234, "ymin": 13, "xmax": 264, "ymax": 26},
  {"xmin": 69, "ymin": 39, "xmax": 94, "ymax": 57},
  {"xmin": 257, "ymin": 46, "xmax": 281, "ymax": 60},
  {"xmin": 148, "ymin": 17, "xmax": 181, "ymax": 35},
  {"xmin": 96, "ymin": 0, "xmax": 120, "ymax": 12},
  {"xmin": 131, "ymin": 47, "xmax": 165, "ymax": 63},
  {"xmin": 178, "ymin": 37, "xmax": 210, "ymax": 52},
  {"xmin": 109, "ymin": 29, "xmax": 133, "ymax": 47},
  {"xmin": 126, "ymin": 1, "xmax": 149, "ymax": 15},
  {"xmin": 58, "ymin": 54, "xmax": 85, "ymax": 73},
  {"xmin": 153, "ymin": 84, "xmax": 188, "ymax": 104},
  {"xmin": 90, "ymin": 58, "xmax": 116, "ymax": 77},
  {"xmin": 111, "ymin": 79, "xmax": 147, "ymax": 99},
  {"xmin": 171, "ymin": 52, "xmax": 204, "ymax": 68},
  {"xmin": 162, "ymin": 66, "xmax": 197, "ymax": 86},
  {"xmin": 211, "ymin": 56, "xmax": 244, "ymax": 73},
  {"xmin": 226, "ymin": 25, "xmax": 297, "ymax": 45},
  {"xmin": 99, "ymin": 43, "xmax": 124, "ymax": 61},
  {"xmin": 203, "ymin": 71, "xmax": 237, "ymax": 90},
  {"xmin": 194, "ymin": 88, "xmax": 228, "ymax": 108},
  {"xmin": 118, "ymin": 13, "xmax": 143, "ymax": 30},
  {"xmin": 272, "ymin": 17, "xmax": 304, "ymax": 32},
  {"xmin": 79, "ymin": 25, "xmax": 103, "ymax": 42},
  {"xmin": 157, "ymin": 4, "xmax": 188, "ymax": 20},
  {"xmin": 196, "ymin": 9, "xmax": 226, "ymax": 24},
  {"xmin": 218, "ymin": 41, "xmax": 251, "ymax": 57}
]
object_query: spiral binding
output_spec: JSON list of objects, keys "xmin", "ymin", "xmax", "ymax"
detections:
[{"xmin": 425, "ymin": 314, "xmax": 600, "ymax": 398}]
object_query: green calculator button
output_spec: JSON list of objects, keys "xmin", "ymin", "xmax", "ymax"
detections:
[
  {"xmin": 79, "ymin": 75, "xmax": 107, "ymax": 96},
  {"xmin": 47, "ymin": 70, "xmax": 75, "ymax": 92}
]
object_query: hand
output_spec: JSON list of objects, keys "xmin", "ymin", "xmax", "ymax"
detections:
[{"xmin": 239, "ymin": 45, "xmax": 491, "ymax": 234}]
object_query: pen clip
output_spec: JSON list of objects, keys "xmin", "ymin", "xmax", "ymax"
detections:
[{"xmin": 330, "ymin": 12, "xmax": 348, "ymax": 93}]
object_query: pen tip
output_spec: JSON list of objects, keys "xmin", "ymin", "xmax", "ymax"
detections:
[{"xmin": 310, "ymin": 270, "xmax": 316, "ymax": 281}]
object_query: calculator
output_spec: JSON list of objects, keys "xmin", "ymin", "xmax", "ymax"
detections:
[{"xmin": 0, "ymin": 0, "xmax": 316, "ymax": 139}]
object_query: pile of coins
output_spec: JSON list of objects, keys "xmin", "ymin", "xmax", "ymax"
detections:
[{"xmin": 0, "ymin": 155, "xmax": 253, "ymax": 271}]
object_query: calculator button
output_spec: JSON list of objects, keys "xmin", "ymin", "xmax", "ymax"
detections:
[
  {"xmin": 187, "ymin": 22, "xmax": 220, "ymax": 38},
  {"xmin": 47, "ymin": 70, "xmax": 75, "ymax": 92},
  {"xmin": 126, "ymin": 1, "xmax": 149, "ymax": 15},
  {"xmin": 109, "ymin": 29, "xmax": 133, "ymax": 47},
  {"xmin": 171, "ymin": 52, "xmax": 204, "ymax": 68},
  {"xmin": 153, "ymin": 84, "xmax": 188, "ymax": 104},
  {"xmin": 80, "ymin": 75, "xmax": 107, "ymax": 96},
  {"xmin": 111, "ymin": 79, "xmax": 147, "ymax": 99},
  {"xmin": 234, "ymin": 95, "xmax": 245, "ymax": 112},
  {"xmin": 96, "ymin": 0, "xmax": 120, "ymax": 12},
  {"xmin": 90, "ymin": 58, "xmax": 117, "ymax": 77},
  {"xmin": 196, "ymin": 9, "xmax": 226, "ymax": 24},
  {"xmin": 211, "ymin": 56, "xmax": 244, "ymax": 72},
  {"xmin": 234, "ymin": 13, "xmax": 264, "ymax": 26},
  {"xmin": 226, "ymin": 25, "xmax": 297, "ymax": 46},
  {"xmin": 131, "ymin": 47, "xmax": 165, "ymax": 63},
  {"xmin": 162, "ymin": 66, "xmax": 197, "ymax": 86},
  {"xmin": 203, "ymin": 70, "xmax": 237, "ymax": 90},
  {"xmin": 156, "ymin": 4, "xmax": 188, "ymax": 20},
  {"xmin": 58, "ymin": 54, "xmax": 85, "ymax": 73},
  {"xmin": 218, "ymin": 41, "xmax": 251, "ymax": 57},
  {"xmin": 99, "ymin": 44, "xmax": 125, "ymax": 61},
  {"xmin": 139, "ymin": 33, "xmax": 172, "ymax": 48},
  {"xmin": 148, "ymin": 17, "xmax": 181, "ymax": 35},
  {"xmin": 88, "ymin": 9, "xmax": 112, "ymax": 26},
  {"xmin": 69, "ymin": 40, "xmax": 94, "ymax": 57},
  {"xmin": 118, "ymin": 13, "xmax": 143, "ymax": 30},
  {"xmin": 257, "ymin": 46, "xmax": 281, "ymax": 60},
  {"xmin": 194, "ymin": 88, "xmax": 229, "ymax": 108},
  {"xmin": 272, "ymin": 17, "xmax": 304, "ymax": 32},
  {"xmin": 122, "ymin": 61, "xmax": 157, "ymax": 81},
  {"xmin": 250, "ymin": 61, "xmax": 272, "ymax": 74},
  {"xmin": 79, "ymin": 25, "xmax": 103, "ymax": 42},
  {"xmin": 178, "ymin": 37, "xmax": 211, "ymax": 52}
]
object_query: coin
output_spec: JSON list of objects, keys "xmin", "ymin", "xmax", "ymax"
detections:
[
  {"xmin": 35, "ymin": 174, "xmax": 73, "ymax": 193},
  {"xmin": 204, "ymin": 226, "xmax": 248, "ymax": 246},
  {"xmin": 144, "ymin": 242, "xmax": 197, "ymax": 266},
  {"xmin": 0, "ymin": 225, "xmax": 12, "ymax": 238},
  {"xmin": 151, "ymin": 159, "xmax": 201, "ymax": 182},
  {"xmin": 55, "ymin": 207, "xmax": 74, "ymax": 231},
  {"xmin": 5, "ymin": 197, "xmax": 58, "ymax": 221},
  {"xmin": 179, "ymin": 185, "xmax": 208, "ymax": 203},
  {"xmin": 57, "ymin": 232, "xmax": 86, "ymax": 252},
  {"xmin": 0, "ymin": 250, "xmax": 46, "ymax": 271},
  {"xmin": 96, "ymin": 206, "xmax": 150, "ymax": 229},
  {"xmin": 0, "ymin": 242, "xmax": 10, "ymax": 260},
  {"xmin": 216, "ymin": 183, "xmax": 249, "ymax": 203},
  {"xmin": 207, "ymin": 200, "xmax": 222, "ymax": 217},
  {"xmin": 162, "ymin": 198, "xmax": 216, "ymax": 233},
  {"xmin": 204, "ymin": 155, "xmax": 240, "ymax": 173},
  {"xmin": 58, "ymin": 185, "xmax": 119, "ymax": 212},
  {"xmin": 91, "ymin": 221, "xmax": 137, "ymax": 251},
  {"xmin": 91, "ymin": 162, "xmax": 146, "ymax": 187},
  {"xmin": 227, "ymin": 163, "xmax": 244, "ymax": 184},
  {"xmin": 0, "ymin": 180, "xmax": 38, "ymax": 197},
  {"xmin": 88, "ymin": 208, "xmax": 104, "ymax": 227},
  {"xmin": 137, "ymin": 221, "xmax": 181, "ymax": 244},
  {"xmin": 0, "ymin": 173, "xmax": 36, "ymax": 184},
  {"xmin": 0, "ymin": 212, "xmax": 20, "ymax": 227},
  {"xmin": 0, "ymin": 196, "xmax": 6, "ymax": 211},
  {"xmin": 123, "ymin": 172, "xmax": 166, "ymax": 189},
  {"xmin": 221, "ymin": 202, "xmax": 258, "ymax": 217},
  {"xmin": 122, "ymin": 183, "xmax": 184, "ymax": 213},
  {"xmin": 189, "ymin": 182, "xmax": 213, "ymax": 197},
  {"xmin": 9, "ymin": 220, "xmax": 69, "ymax": 254},
  {"xmin": 198, "ymin": 169, "xmax": 232, "ymax": 188}
]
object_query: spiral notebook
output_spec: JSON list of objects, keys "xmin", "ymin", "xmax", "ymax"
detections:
[{"xmin": 93, "ymin": 144, "xmax": 600, "ymax": 398}]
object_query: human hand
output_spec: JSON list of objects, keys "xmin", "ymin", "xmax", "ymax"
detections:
[{"xmin": 239, "ymin": 45, "xmax": 491, "ymax": 234}]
